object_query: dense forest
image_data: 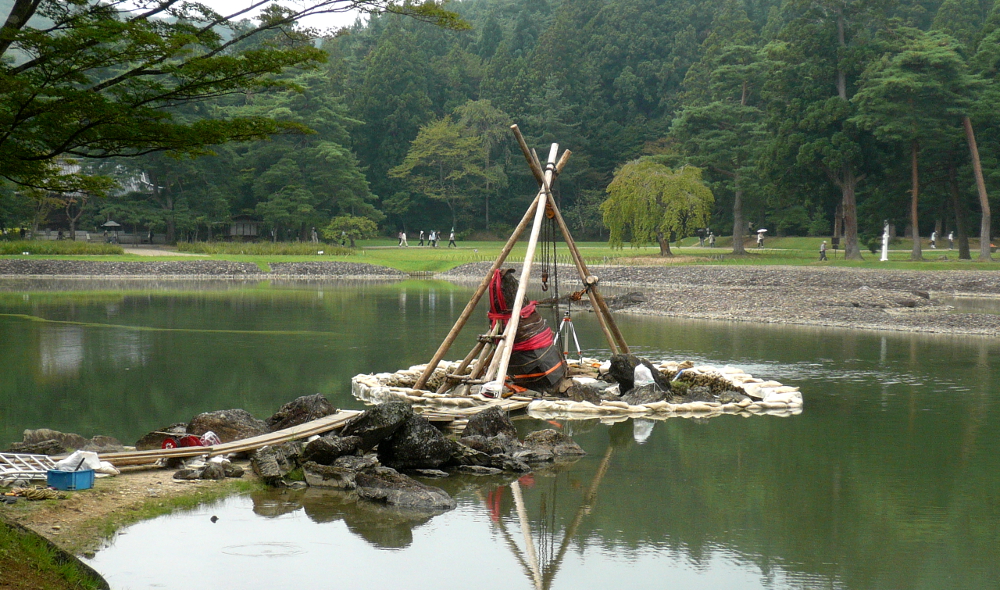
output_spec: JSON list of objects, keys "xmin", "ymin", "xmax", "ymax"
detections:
[{"xmin": 2, "ymin": 0, "xmax": 998, "ymax": 259}]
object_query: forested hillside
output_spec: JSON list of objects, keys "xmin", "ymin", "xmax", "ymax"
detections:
[{"xmin": 3, "ymin": 0, "xmax": 998, "ymax": 259}]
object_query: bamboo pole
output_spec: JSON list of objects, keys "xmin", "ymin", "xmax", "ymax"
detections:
[
  {"xmin": 483, "ymin": 143, "xmax": 559, "ymax": 395},
  {"xmin": 413, "ymin": 153, "xmax": 573, "ymax": 391},
  {"xmin": 436, "ymin": 323, "xmax": 501, "ymax": 393},
  {"xmin": 511, "ymin": 480, "xmax": 544, "ymax": 590},
  {"xmin": 99, "ymin": 410, "xmax": 362, "ymax": 466},
  {"xmin": 509, "ymin": 126, "xmax": 629, "ymax": 354}
]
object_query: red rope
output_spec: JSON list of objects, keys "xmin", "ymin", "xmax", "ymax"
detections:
[{"xmin": 512, "ymin": 327, "xmax": 554, "ymax": 352}]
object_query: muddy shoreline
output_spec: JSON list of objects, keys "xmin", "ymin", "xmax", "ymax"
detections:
[{"xmin": 2, "ymin": 258, "xmax": 999, "ymax": 335}]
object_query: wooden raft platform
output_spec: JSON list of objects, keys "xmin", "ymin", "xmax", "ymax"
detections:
[{"xmin": 353, "ymin": 358, "xmax": 804, "ymax": 422}]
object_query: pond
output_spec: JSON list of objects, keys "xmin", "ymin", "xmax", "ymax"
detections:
[{"xmin": 1, "ymin": 278, "xmax": 998, "ymax": 590}]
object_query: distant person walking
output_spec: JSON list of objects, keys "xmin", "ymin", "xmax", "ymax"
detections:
[
  {"xmin": 448, "ymin": 230, "xmax": 456, "ymax": 247},
  {"xmin": 948, "ymin": 231, "xmax": 954, "ymax": 249},
  {"xmin": 398, "ymin": 231, "xmax": 408, "ymax": 247},
  {"xmin": 709, "ymin": 232, "xmax": 715, "ymax": 247},
  {"xmin": 930, "ymin": 230, "xmax": 937, "ymax": 249},
  {"xmin": 311, "ymin": 227, "xmax": 318, "ymax": 243},
  {"xmin": 819, "ymin": 240, "xmax": 827, "ymax": 261},
  {"xmin": 418, "ymin": 230, "xmax": 425, "ymax": 246},
  {"xmin": 756, "ymin": 232, "xmax": 764, "ymax": 248},
  {"xmin": 428, "ymin": 230, "xmax": 436, "ymax": 247}
]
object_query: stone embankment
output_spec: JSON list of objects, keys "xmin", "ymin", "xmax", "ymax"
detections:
[
  {"xmin": 443, "ymin": 262, "xmax": 1000, "ymax": 336},
  {"xmin": 0, "ymin": 259, "xmax": 405, "ymax": 278}
]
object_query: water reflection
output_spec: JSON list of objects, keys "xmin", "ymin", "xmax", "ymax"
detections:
[{"xmin": 3, "ymin": 279, "xmax": 999, "ymax": 590}]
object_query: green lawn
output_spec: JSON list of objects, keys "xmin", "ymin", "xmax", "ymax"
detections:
[{"xmin": 3, "ymin": 237, "xmax": 998, "ymax": 272}]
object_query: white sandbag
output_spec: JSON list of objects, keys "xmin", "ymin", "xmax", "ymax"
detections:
[
  {"xmin": 54, "ymin": 450, "xmax": 101, "ymax": 472},
  {"xmin": 633, "ymin": 364, "xmax": 655, "ymax": 387}
]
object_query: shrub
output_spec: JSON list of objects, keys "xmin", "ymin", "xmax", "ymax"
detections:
[{"xmin": 0, "ymin": 240, "xmax": 124, "ymax": 255}]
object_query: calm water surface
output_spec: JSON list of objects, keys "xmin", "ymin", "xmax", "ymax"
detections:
[{"xmin": 1, "ymin": 278, "xmax": 998, "ymax": 590}]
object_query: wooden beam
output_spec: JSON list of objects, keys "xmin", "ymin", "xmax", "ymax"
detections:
[
  {"xmin": 484, "ymin": 143, "xmax": 560, "ymax": 394},
  {"xmin": 413, "ymin": 144, "xmax": 573, "ymax": 391},
  {"xmin": 509, "ymin": 126, "xmax": 629, "ymax": 354}
]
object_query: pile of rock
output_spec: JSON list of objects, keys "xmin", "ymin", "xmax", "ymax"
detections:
[
  {"xmin": 6, "ymin": 428, "xmax": 124, "ymax": 455},
  {"xmin": 130, "ymin": 393, "xmax": 337, "ymax": 480},
  {"xmin": 253, "ymin": 402, "xmax": 585, "ymax": 512}
]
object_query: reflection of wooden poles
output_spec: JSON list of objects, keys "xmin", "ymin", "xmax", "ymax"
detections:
[
  {"xmin": 542, "ymin": 445, "xmax": 614, "ymax": 589},
  {"xmin": 475, "ymin": 490, "xmax": 536, "ymax": 580},
  {"xmin": 511, "ymin": 125, "xmax": 629, "ymax": 354},
  {"xmin": 413, "ymin": 152, "xmax": 573, "ymax": 392},
  {"xmin": 511, "ymin": 480, "xmax": 544, "ymax": 590},
  {"xmin": 483, "ymin": 143, "xmax": 561, "ymax": 392}
]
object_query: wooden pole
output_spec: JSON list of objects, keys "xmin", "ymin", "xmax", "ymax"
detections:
[
  {"xmin": 436, "ymin": 322, "xmax": 501, "ymax": 393},
  {"xmin": 511, "ymin": 480, "xmax": 544, "ymax": 590},
  {"xmin": 546, "ymin": 196, "xmax": 628, "ymax": 353},
  {"xmin": 413, "ymin": 151, "xmax": 574, "ymax": 391},
  {"xmin": 483, "ymin": 143, "xmax": 560, "ymax": 394},
  {"xmin": 510, "ymin": 126, "xmax": 629, "ymax": 354}
]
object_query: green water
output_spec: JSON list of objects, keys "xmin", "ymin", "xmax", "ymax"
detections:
[{"xmin": 1, "ymin": 279, "xmax": 998, "ymax": 590}]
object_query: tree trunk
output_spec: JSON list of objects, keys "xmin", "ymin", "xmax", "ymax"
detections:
[
  {"xmin": 656, "ymin": 231, "xmax": 673, "ymax": 256},
  {"xmin": 910, "ymin": 139, "xmax": 922, "ymax": 261},
  {"xmin": 841, "ymin": 168, "xmax": 862, "ymax": 260},
  {"xmin": 963, "ymin": 116, "xmax": 991, "ymax": 261},
  {"xmin": 949, "ymin": 162, "xmax": 971, "ymax": 260},
  {"xmin": 732, "ymin": 178, "xmax": 746, "ymax": 255}
]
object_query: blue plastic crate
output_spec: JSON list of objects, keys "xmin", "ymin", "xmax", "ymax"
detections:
[{"xmin": 46, "ymin": 469, "xmax": 95, "ymax": 491}]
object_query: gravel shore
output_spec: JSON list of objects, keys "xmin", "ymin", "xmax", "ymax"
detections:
[
  {"xmin": 0, "ymin": 259, "xmax": 405, "ymax": 278},
  {"xmin": 443, "ymin": 262, "xmax": 1000, "ymax": 336}
]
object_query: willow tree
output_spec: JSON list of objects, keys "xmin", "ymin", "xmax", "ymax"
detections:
[{"xmin": 602, "ymin": 160, "xmax": 714, "ymax": 256}]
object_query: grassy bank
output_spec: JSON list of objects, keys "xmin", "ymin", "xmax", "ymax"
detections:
[
  {"xmin": 3, "ymin": 237, "xmax": 998, "ymax": 273},
  {"xmin": 0, "ymin": 519, "xmax": 107, "ymax": 589}
]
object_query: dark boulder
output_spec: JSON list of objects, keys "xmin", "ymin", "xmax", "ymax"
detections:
[
  {"xmin": 463, "ymin": 406, "xmax": 517, "ymax": 439},
  {"xmin": 135, "ymin": 423, "xmax": 188, "ymax": 451},
  {"xmin": 301, "ymin": 435, "xmax": 363, "ymax": 465},
  {"xmin": 447, "ymin": 441, "xmax": 494, "ymax": 467},
  {"xmin": 251, "ymin": 442, "xmax": 304, "ymax": 486},
  {"xmin": 172, "ymin": 468, "xmax": 202, "ymax": 480},
  {"xmin": 564, "ymin": 379, "xmax": 606, "ymax": 403},
  {"xmin": 340, "ymin": 401, "xmax": 413, "ymax": 451},
  {"xmin": 457, "ymin": 434, "xmax": 521, "ymax": 457},
  {"xmin": 355, "ymin": 466, "xmax": 456, "ymax": 511},
  {"xmin": 200, "ymin": 462, "xmax": 227, "ymax": 480},
  {"xmin": 188, "ymin": 409, "xmax": 268, "ymax": 443},
  {"xmin": 607, "ymin": 354, "xmax": 670, "ymax": 393},
  {"xmin": 19, "ymin": 428, "xmax": 88, "ymax": 451},
  {"xmin": 523, "ymin": 429, "xmax": 586, "ymax": 459},
  {"xmin": 622, "ymin": 384, "xmax": 668, "ymax": 406},
  {"xmin": 266, "ymin": 394, "xmax": 336, "ymax": 432},
  {"xmin": 303, "ymin": 454, "xmax": 380, "ymax": 489},
  {"xmin": 7, "ymin": 439, "xmax": 65, "ymax": 455},
  {"xmin": 457, "ymin": 465, "xmax": 504, "ymax": 476},
  {"xmin": 378, "ymin": 415, "xmax": 455, "ymax": 470}
]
